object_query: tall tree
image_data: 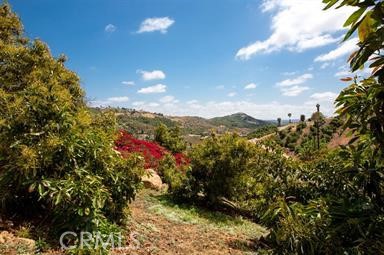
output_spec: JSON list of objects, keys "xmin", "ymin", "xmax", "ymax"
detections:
[
  {"xmin": 323, "ymin": 0, "xmax": 384, "ymax": 252},
  {"xmin": 0, "ymin": 3, "xmax": 143, "ymax": 240},
  {"xmin": 324, "ymin": 0, "xmax": 384, "ymax": 155},
  {"xmin": 277, "ymin": 117, "xmax": 282, "ymax": 127}
]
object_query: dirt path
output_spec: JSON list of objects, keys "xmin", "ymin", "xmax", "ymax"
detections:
[{"xmin": 126, "ymin": 190, "xmax": 267, "ymax": 255}]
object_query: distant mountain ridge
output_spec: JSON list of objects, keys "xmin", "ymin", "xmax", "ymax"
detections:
[
  {"xmin": 92, "ymin": 108, "xmax": 270, "ymax": 137},
  {"xmin": 209, "ymin": 112, "xmax": 269, "ymax": 129}
]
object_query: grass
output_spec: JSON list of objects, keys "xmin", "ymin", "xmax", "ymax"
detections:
[
  {"xmin": 15, "ymin": 224, "xmax": 33, "ymax": 239},
  {"xmin": 143, "ymin": 191, "xmax": 268, "ymax": 239}
]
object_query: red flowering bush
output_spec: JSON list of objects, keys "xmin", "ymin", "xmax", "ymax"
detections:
[
  {"xmin": 115, "ymin": 130, "xmax": 189, "ymax": 169},
  {"xmin": 174, "ymin": 152, "xmax": 190, "ymax": 166}
]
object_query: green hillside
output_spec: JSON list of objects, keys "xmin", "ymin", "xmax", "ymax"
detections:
[
  {"xmin": 210, "ymin": 112, "xmax": 269, "ymax": 129},
  {"xmin": 93, "ymin": 108, "xmax": 270, "ymax": 137}
]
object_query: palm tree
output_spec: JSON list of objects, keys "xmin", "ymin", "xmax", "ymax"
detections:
[
  {"xmin": 288, "ymin": 113, "xmax": 292, "ymax": 123},
  {"xmin": 277, "ymin": 117, "xmax": 282, "ymax": 127},
  {"xmin": 300, "ymin": 114, "xmax": 305, "ymax": 122}
]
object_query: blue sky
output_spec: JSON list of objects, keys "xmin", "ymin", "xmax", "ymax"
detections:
[{"xmin": 9, "ymin": 0, "xmax": 364, "ymax": 119}]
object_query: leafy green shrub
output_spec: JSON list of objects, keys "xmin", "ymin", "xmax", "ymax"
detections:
[
  {"xmin": 184, "ymin": 133, "xmax": 257, "ymax": 205},
  {"xmin": 247, "ymin": 125, "xmax": 277, "ymax": 139},
  {"xmin": 0, "ymin": 4, "xmax": 144, "ymax": 248},
  {"xmin": 261, "ymin": 198, "xmax": 330, "ymax": 255},
  {"xmin": 296, "ymin": 122, "xmax": 306, "ymax": 132},
  {"xmin": 284, "ymin": 133, "xmax": 299, "ymax": 149},
  {"xmin": 259, "ymin": 146, "xmax": 384, "ymax": 254},
  {"xmin": 183, "ymin": 132, "xmax": 294, "ymax": 209},
  {"xmin": 309, "ymin": 125, "xmax": 316, "ymax": 133},
  {"xmin": 296, "ymin": 139, "xmax": 317, "ymax": 160},
  {"xmin": 154, "ymin": 123, "xmax": 186, "ymax": 153},
  {"xmin": 157, "ymin": 153, "xmax": 189, "ymax": 195},
  {"xmin": 182, "ymin": 133, "xmax": 301, "ymax": 217}
]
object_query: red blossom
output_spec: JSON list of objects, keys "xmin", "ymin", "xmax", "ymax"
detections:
[
  {"xmin": 174, "ymin": 152, "xmax": 190, "ymax": 166},
  {"xmin": 115, "ymin": 130, "xmax": 189, "ymax": 169}
]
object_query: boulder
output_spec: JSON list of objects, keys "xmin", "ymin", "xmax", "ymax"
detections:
[
  {"xmin": 142, "ymin": 169, "xmax": 164, "ymax": 191},
  {"xmin": 0, "ymin": 231, "xmax": 36, "ymax": 254}
]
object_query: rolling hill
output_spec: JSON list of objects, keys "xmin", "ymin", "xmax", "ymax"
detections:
[
  {"xmin": 92, "ymin": 108, "xmax": 270, "ymax": 138},
  {"xmin": 209, "ymin": 112, "xmax": 269, "ymax": 129}
]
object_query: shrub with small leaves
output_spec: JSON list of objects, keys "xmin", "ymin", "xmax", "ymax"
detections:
[{"xmin": 0, "ymin": 4, "xmax": 144, "ymax": 249}]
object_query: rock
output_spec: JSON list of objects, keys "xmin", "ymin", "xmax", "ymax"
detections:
[
  {"xmin": 0, "ymin": 231, "xmax": 36, "ymax": 254},
  {"xmin": 142, "ymin": 169, "xmax": 164, "ymax": 191}
]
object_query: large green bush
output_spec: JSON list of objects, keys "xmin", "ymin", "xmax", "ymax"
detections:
[
  {"xmin": 157, "ymin": 153, "xmax": 190, "ymax": 199},
  {"xmin": 0, "ymin": 3, "xmax": 143, "ymax": 245},
  {"xmin": 261, "ymin": 149, "xmax": 384, "ymax": 254},
  {"xmin": 181, "ymin": 131, "xmax": 384, "ymax": 254},
  {"xmin": 154, "ymin": 123, "xmax": 186, "ymax": 153},
  {"xmin": 182, "ymin": 133, "xmax": 301, "ymax": 216},
  {"xmin": 185, "ymin": 133, "xmax": 258, "ymax": 205}
]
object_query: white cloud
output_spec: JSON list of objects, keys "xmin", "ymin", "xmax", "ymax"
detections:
[
  {"xmin": 159, "ymin": 95, "xmax": 175, "ymax": 103},
  {"xmin": 122, "ymin": 81, "xmax": 135, "ymax": 86},
  {"xmin": 310, "ymin": 92, "xmax": 338, "ymax": 102},
  {"xmin": 244, "ymin": 83, "xmax": 258, "ymax": 90},
  {"xmin": 281, "ymin": 85, "xmax": 309, "ymax": 96},
  {"xmin": 159, "ymin": 95, "xmax": 179, "ymax": 104},
  {"xmin": 315, "ymin": 38, "xmax": 358, "ymax": 62},
  {"xmin": 187, "ymin": 100, "xmax": 199, "ymax": 105},
  {"xmin": 137, "ymin": 70, "xmax": 166, "ymax": 81},
  {"xmin": 148, "ymin": 102, "xmax": 160, "ymax": 107},
  {"xmin": 227, "ymin": 92, "xmax": 237, "ymax": 97},
  {"xmin": 105, "ymin": 24, "xmax": 117, "ymax": 33},
  {"xmin": 236, "ymin": 0, "xmax": 354, "ymax": 60},
  {"xmin": 335, "ymin": 65, "xmax": 352, "ymax": 77},
  {"xmin": 137, "ymin": 17, "xmax": 175, "ymax": 34},
  {"xmin": 132, "ymin": 100, "xmax": 337, "ymax": 119},
  {"xmin": 277, "ymin": 73, "xmax": 313, "ymax": 87},
  {"xmin": 138, "ymin": 84, "xmax": 167, "ymax": 94},
  {"xmin": 107, "ymin": 96, "xmax": 129, "ymax": 103},
  {"xmin": 304, "ymin": 92, "xmax": 338, "ymax": 112},
  {"xmin": 335, "ymin": 69, "xmax": 351, "ymax": 77},
  {"xmin": 282, "ymin": 71, "xmax": 297, "ymax": 76},
  {"xmin": 132, "ymin": 101, "xmax": 145, "ymax": 106},
  {"xmin": 320, "ymin": 63, "xmax": 330, "ymax": 69},
  {"xmin": 88, "ymin": 96, "xmax": 130, "ymax": 107},
  {"xmin": 276, "ymin": 73, "xmax": 312, "ymax": 96}
]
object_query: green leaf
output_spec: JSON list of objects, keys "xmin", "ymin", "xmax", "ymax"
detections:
[
  {"xmin": 369, "ymin": 57, "xmax": 384, "ymax": 68},
  {"xmin": 38, "ymin": 183, "xmax": 43, "ymax": 196},
  {"xmin": 55, "ymin": 193, "xmax": 62, "ymax": 205},
  {"xmin": 28, "ymin": 183, "xmax": 36, "ymax": 193},
  {"xmin": 343, "ymin": 18, "xmax": 363, "ymax": 41},
  {"xmin": 344, "ymin": 7, "xmax": 366, "ymax": 27},
  {"xmin": 358, "ymin": 11, "xmax": 374, "ymax": 42},
  {"xmin": 323, "ymin": 0, "xmax": 339, "ymax": 10}
]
